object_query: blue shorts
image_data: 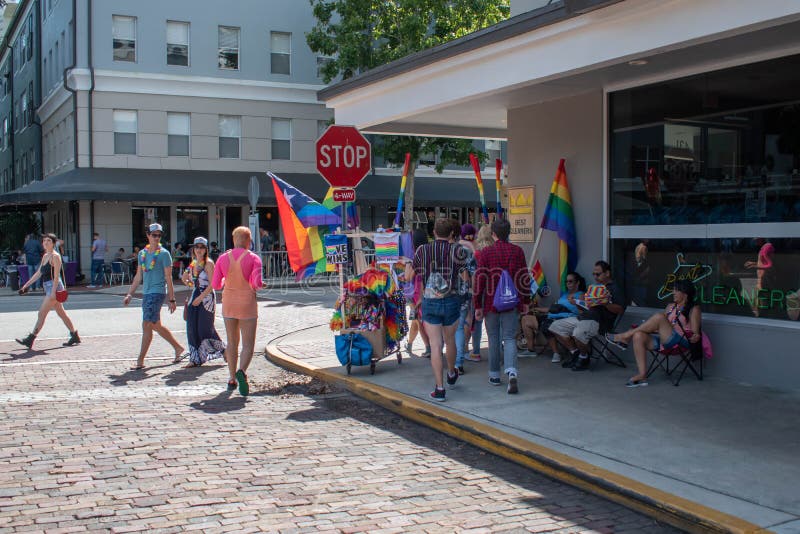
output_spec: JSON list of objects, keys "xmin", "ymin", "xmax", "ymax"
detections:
[
  {"xmin": 142, "ymin": 293, "xmax": 166, "ymax": 323},
  {"xmin": 421, "ymin": 296, "xmax": 461, "ymax": 326},
  {"xmin": 43, "ymin": 280, "xmax": 64, "ymax": 299},
  {"xmin": 652, "ymin": 331, "xmax": 689, "ymax": 351}
]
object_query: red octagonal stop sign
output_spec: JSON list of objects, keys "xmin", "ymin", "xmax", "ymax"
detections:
[{"xmin": 316, "ymin": 125, "xmax": 372, "ymax": 189}]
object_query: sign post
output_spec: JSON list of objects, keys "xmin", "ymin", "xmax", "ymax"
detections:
[
  {"xmin": 316, "ymin": 125, "xmax": 372, "ymax": 312},
  {"xmin": 248, "ymin": 175, "xmax": 260, "ymax": 253}
]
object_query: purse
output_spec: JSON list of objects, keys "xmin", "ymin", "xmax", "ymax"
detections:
[
  {"xmin": 51, "ymin": 262, "xmax": 69, "ymax": 303},
  {"xmin": 335, "ymin": 332, "xmax": 373, "ymax": 366}
]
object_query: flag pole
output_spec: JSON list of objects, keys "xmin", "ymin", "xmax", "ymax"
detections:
[
  {"xmin": 393, "ymin": 153, "xmax": 411, "ymax": 228},
  {"xmin": 495, "ymin": 159, "xmax": 503, "ymax": 219},
  {"xmin": 528, "ymin": 227, "xmax": 544, "ymax": 270},
  {"xmin": 469, "ymin": 153, "xmax": 489, "ymax": 223}
]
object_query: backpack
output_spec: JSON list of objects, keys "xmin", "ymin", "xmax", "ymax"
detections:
[
  {"xmin": 493, "ymin": 269, "xmax": 519, "ymax": 312},
  {"xmin": 423, "ymin": 243, "xmax": 451, "ymax": 299}
]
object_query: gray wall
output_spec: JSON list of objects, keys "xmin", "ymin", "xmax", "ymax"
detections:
[
  {"xmin": 92, "ymin": 0, "xmax": 325, "ymax": 85},
  {"xmin": 508, "ymin": 90, "xmax": 605, "ymax": 281}
]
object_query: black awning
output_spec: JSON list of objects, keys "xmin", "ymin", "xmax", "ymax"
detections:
[{"xmin": 0, "ymin": 168, "xmax": 494, "ymax": 207}]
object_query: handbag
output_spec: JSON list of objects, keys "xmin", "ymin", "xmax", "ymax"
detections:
[
  {"xmin": 51, "ymin": 262, "xmax": 68, "ymax": 303},
  {"xmin": 335, "ymin": 332, "xmax": 373, "ymax": 366}
]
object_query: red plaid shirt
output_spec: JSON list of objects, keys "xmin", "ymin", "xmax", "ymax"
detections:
[{"xmin": 473, "ymin": 240, "xmax": 530, "ymax": 313}]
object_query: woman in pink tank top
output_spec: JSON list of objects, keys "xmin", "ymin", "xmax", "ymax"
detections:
[{"xmin": 212, "ymin": 226, "xmax": 263, "ymax": 395}]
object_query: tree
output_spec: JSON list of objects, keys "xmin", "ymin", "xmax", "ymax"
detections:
[{"xmin": 307, "ymin": 0, "xmax": 509, "ymax": 230}]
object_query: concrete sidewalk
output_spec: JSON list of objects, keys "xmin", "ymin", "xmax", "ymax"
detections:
[{"xmin": 267, "ymin": 324, "xmax": 800, "ymax": 534}]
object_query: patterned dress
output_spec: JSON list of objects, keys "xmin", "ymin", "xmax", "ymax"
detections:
[{"xmin": 186, "ymin": 267, "xmax": 226, "ymax": 365}]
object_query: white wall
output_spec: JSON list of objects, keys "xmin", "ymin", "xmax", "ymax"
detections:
[
  {"xmin": 79, "ymin": 200, "xmax": 132, "ymax": 273},
  {"xmin": 507, "ymin": 90, "xmax": 604, "ymax": 296}
]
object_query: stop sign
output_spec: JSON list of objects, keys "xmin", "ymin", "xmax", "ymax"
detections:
[{"xmin": 316, "ymin": 125, "xmax": 372, "ymax": 189}]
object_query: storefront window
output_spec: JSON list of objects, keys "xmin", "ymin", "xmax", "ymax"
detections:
[
  {"xmin": 610, "ymin": 54, "xmax": 800, "ymax": 226},
  {"xmin": 132, "ymin": 206, "xmax": 170, "ymax": 249},
  {"xmin": 176, "ymin": 206, "xmax": 208, "ymax": 247},
  {"xmin": 611, "ymin": 238, "xmax": 800, "ymax": 322}
]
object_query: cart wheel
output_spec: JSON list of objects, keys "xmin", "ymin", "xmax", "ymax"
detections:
[
  {"xmin": 346, "ymin": 363, "xmax": 352, "ymax": 375},
  {"xmin": 370, "ymin": 362, "xmax": 376, "ymax": 374},
  {"xmin": 397, "ymin": 352, "xmax": 402, "ymax": 364}
]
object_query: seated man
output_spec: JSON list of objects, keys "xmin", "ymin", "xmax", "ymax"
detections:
[
  {"xmin": 608, "ymin": 279, "xmax": 700, "ymax": 387},
  {"xmin": 518, "ymin": 302, "xmax": 540, "ymax": 357},
  {"xmin": 549, "ymin": 260, "xmax": 624, "ymax": 371}
]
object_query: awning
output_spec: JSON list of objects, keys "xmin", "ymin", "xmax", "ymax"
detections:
[{"xmin": 0, "ymin": 168, "xmax": 494, "ymax": 207}]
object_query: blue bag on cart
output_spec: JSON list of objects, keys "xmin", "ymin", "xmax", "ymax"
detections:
[{"xmin": 335, "ymin": 332, "xmax": 373, "ymax": 366}]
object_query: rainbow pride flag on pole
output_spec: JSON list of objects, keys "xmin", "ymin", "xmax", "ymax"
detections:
[
  {"xmin": 540, "ymin": 159, "xmax": 577, "ymax": 291},
  {"xmin": 530, "ymin": 260, "xmax": 550, "ymax": 297},
  {"xmin": 269, "ymin": 172, "xmax": 340, "ymax": 279},
  {"xmin": 469, "ymin": 153, "xmax": 489, "ymax": 223}
]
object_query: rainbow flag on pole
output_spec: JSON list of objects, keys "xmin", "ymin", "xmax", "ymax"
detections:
[
  {"xmin": 269, "ymin": 172, "xmax": 340, "ymax": 279},
  {"xmin": 469, "ymin": 153, "xmax": 489, "ymax": 223},
  {"xmin": 540, "ymin": 159, "xmax": 577, "ymax": 291},
  {"xmin": 530, "ymin": 260, "xmax": 550, "ymax": 297}
]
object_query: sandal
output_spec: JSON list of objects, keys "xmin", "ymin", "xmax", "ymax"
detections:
[
  {"xmin": 183, "ymin": 362, "xmax": 200, "ymax": 368},
  {"xmin": 130, "ymin": 364, "xmax": 145, "ymax": 371},
  {"xmin": 227, "ymin": 380, "xmax": 237, "ymax": 391},
  {"xmin": 172, "ymin": 353, "xmax": 188, "ymax": 363}
]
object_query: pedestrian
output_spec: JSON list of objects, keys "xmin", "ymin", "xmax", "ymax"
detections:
[
  {"xmin": 181, "ymin": 237, "xmax": 226, "ymax": 367},
  {"xmin": 452, "ymin": 221, "xmax": 477, "ymax": 375},
  {"xmin": 467, "ymin": 224, "xmax": 494, "ymax": 362},
  {"xmin": 404, "ymin": 229, "xmax": 431, "ymax": 357},
  {"xmin": 123, "ymin": 223, "xmax": 186, "ymax": 370},
  {"xmin": 209, "ymin": 242, "xmax": 221, "ymax": 261},
  {"xmin": 23, "ymin": 233, "xmax": 44, "ymax": 290},
  {"xmin": 405, "ymin": 218, "xmax": 468, "ymax": 402},
  {"xmin": 473, "ymin": 218, "xmax": 529, "ymax": 394},
  {"xmin": 88, "ymin": 232, "xmax": 107, "ymax": 288},
  {"xmin": 15, "ymin": 233, "xmax": 81, "ymax": 349},
  {"xmin": 259, "ymin": 227, "xmax": 273, "ymax": 252},
  {"xmin": 212, "ymin": 226, "xmax": 264, "ymax": 395}
]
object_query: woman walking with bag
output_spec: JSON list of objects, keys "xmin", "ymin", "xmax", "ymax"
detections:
[
  {"xmin": 181, "ymin": 237, "xmax": 226, "ymax": 367},
  {"xmin": 212, "ymin": 227, "xmax": 263, "ymax": 395},
  {"xmin": 15, "ymin": 233, "xmax": 80, "ymax": 349}
]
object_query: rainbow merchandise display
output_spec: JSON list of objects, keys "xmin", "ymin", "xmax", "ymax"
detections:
[
  {"xmin": 330, "ymin": 267, "xmax": 408, "ymax": 352},
  {"xmin": 373, "ymin": 232, "xmax": 400, "ymax": 265},
  {"xmin": 583, "ymin": 284, "xmax": 610, "ymax": 307}
]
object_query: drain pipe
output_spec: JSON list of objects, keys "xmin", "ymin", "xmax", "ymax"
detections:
[
  {"xmin": 87, "ymin": 0, "xmax": 94, "ymax": 167},
  {"xmin": 62, "ymin": 0, "xmax": 79, "ymax": 168}
]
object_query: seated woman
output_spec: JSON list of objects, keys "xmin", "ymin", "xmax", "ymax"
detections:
[
  {"xmin": 607, "ymin": 279, "xmax": 700, "ymax": 387},
  {"xmin": 533, "ymin": 272, "xmax": 586, "ymax": 364}
]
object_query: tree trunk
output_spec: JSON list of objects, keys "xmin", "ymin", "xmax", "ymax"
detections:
[{"xmin": 403, "ymin": 160, "xmax": 417, "ymax": 232}]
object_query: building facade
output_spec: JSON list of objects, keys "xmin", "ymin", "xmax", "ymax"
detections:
[
  {"xmin": 318, "ymin": 0, "xmax": 800, "ymax": 392},
  {"xmin": 0, "ymin": 0, "xmax": 502, "ymax": 272}
]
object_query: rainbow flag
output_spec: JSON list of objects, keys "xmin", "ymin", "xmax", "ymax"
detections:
[
  {"xmin": 269, "ymin": 173, "xmax": 340, "ymax": 278},
  {"xmin": 322, "ymin": 188, "xmax": 360, "ymax": 230},
  {"xmin": 530, "ymin": 260, "xmax": 550, "ymax": 297},
  {"xmin": 540, "ymin": 159, "xmax": 577, "ymax": 291},
  {"xmin": 469, "ymin": 153, "xmax": 489, "ymax": 223}
]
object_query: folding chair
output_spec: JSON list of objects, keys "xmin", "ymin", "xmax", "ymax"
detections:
[
  {"xmin": 589, "ymin": 310, "xmax": 627, "ymax": 368},
  {"xmin": 109, "ymin": 261, "xmax": 128, "ymax": 286},
  {"xmin": 646, "ymin": 326, "xmax": 704, "ymax": 386}
]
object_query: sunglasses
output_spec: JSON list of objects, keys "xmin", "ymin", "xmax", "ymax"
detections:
[
  {"xmin": 149, "ymin": 233, "xmax": 163, "ymax": 238},
  {"xmin": 194, "ymin": 245, "xmax": 207, "ymax": 249}
]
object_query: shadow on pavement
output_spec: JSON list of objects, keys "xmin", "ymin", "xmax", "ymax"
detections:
[
  {"xmin": 108, "ymin": 364, "xmax": 173, "ymax": 386},
  {"xmin": 162, "ymin": 363, "xmax": 222, "ymax": 387},
  {"xmin": 189, "ymin": 389, "xmax": 246, "ymax": 414},
  {"xmin": 0, "ymin": 345, "xmax": 70, "ymax": 361}
]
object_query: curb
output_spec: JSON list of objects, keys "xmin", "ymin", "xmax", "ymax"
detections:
[{"xmin": 266, "ymin": 334, "xmax": 767, "ymax": 534}]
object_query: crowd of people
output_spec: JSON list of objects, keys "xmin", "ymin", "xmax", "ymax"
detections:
[{"xmin": 10, "ymin": 217, "xmax": 708, "ymax": 399}]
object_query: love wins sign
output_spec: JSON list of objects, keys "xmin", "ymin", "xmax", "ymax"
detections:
[{"xmin": 324, "ymin": 234, "xmax": 348, "ymax": 265}]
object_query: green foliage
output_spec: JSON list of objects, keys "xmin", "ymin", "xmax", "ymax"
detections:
[{"xmin": 0, "ymin": 212, "xmax": 40, "ymax": 252}]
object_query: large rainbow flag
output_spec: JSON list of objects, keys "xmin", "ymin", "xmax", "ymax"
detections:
[
  {"xmin": 269, "ymin": 172, "xmax": 340, "ymax": 279},
  {"xmin": 540, "ymin": 159, "xmax": 577, "ymax": 291}
]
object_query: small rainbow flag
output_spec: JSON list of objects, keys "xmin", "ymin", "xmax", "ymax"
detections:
[
  {"xmin": 469, "ymin": 153, "xmax": 489, "ymax": 223},
  {"xmin": 540, "ymin": 159, "xmax": 577, "ymax": 291},
  {"xmin": 530, "ymin": 260, "xmax": 550, "ymax": 297},
  {"xmin": 373, "ymin": 232, "xmax": 400, "ymax": 264},
  {"xmin": 393, "ymin": 153, "xmax": 411, "ymax": 228}
]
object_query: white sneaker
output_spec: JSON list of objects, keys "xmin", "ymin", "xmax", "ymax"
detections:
[
  {"xmin": 551, "ymin": 353, "xmax": 562, "ymax": 364},
  {"xmin": 518, "ymin": 349, "xmax": 538, "ymax": 358}
]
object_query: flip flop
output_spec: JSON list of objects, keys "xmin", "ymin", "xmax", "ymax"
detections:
[
  {"xmin": 130, "ymin": 365, "xmax": 145, "ymax": 371},
  {"xmin": 172, "ymin": 353, "xmax": 188, "ymax": 363},
  {"xmin": 236, "ymin": 369, "xmax": 249, "ymax": 396},
  {"xmin": 183, "ymin": 362, "xmax": 200, "ymax": 368}
]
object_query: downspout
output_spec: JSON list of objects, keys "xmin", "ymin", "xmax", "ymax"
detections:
[
  {"xmin": 7, "ymin": 45, "xmax": 14, "ymax": 189},
  {"xmin": 86, "ymin": 0, "xmax": 93, "ymax": 167},
  {"xmin": 33, "ymin": 0, "xmax": 42, "ymax": 179},
  {"xmin": 62, "ymin": 0, "xmax": 78, "ymax": 168}
]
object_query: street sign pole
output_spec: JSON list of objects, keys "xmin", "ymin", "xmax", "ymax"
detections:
[{"xmin": 248, "ymin": 175, "xmax": 260, "ymax": 253}]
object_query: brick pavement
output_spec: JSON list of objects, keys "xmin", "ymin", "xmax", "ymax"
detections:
[{"xmin": 0, "ymin": 299, "xmax": 681, "ymax": 533}]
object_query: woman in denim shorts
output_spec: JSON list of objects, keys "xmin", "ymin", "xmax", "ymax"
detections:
[{"xmin": 15, "ymin": 233, "xmax": 80, "ymax": 350}]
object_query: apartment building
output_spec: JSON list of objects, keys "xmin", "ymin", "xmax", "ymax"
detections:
[{"xmin": 1, "ymin": 0, "xmax": 498, "ymax": 272}]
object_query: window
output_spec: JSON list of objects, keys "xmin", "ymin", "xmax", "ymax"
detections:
[
  {"xmin": 218, "ymin": 115, "xmax": 240, "ymax": 158},
  {"xmin": 27, "ymin": 82, "xmax": 33, "ymax": 127},
  {"xmin": 112, "ymin": 15, "xmax": 136, "ymax": 62},
  {"xmin": 316, "ymin": 56, "xmax": 333, "ymax": 79},
  {"xmin": 218, "ymin": 26, "xmax": 239, "ymax": 70},
  {"xmin": 3, "ymin": 118, "xmax": 8, "ymax": 149},
  {"xmin": 270, "ymin": 32, "xmax": 291, "ymax": 75},
  {"xmin": 271, "ymin": 118, "xmax": 291, "ymax": 160},
  {"xmin": 176, "ymin": 207, "xmax": 209, "ymax": 246},
  {"xmin": 20, "ymin": 91, "xmax": 28, "ymax": 130},
  {"xmin": 27, "ymin": 15, "xmax": 33, "ymax": 61},
  {"xmin": 113, "ymin": 110, "xmax": 137, "ymax": 155},
  {"xmin": 167, "ymin": 112, "xmax": 190, "ymax": 156},
  {"xmin": 29, "ymin": 148, "xmax": 36, "ymax": 181},
  {"xmin": 19, "ymin": 23, "xmax": 28, "ymax": 66},
  {"xmin": 166, "ymin": 21, "xmax": 189, "ymax": 66}
]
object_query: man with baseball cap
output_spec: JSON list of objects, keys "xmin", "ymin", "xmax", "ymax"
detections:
[{"xmin": 123, "ymin": 223, "xmax": 186, "ymax": 369}]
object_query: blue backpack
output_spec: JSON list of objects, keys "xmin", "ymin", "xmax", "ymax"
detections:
[
  {"xmin": 493, "ymin": 269, "xmax": 519, "ymax": 312},
  {"xmin": 335, "ymin": 332, "xmax": 373, "ymax": 366}
]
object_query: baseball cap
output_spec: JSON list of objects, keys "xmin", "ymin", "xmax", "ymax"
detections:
[
  {"xmin": 148, "ymin": 223, "xmax": 163, "ymax": 233},
  {"xmin": 193, "ymin": 236, "xmax": 208, "ymax": 246}
]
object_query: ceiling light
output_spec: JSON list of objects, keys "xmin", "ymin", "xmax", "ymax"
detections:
[{"xmin": 628, "ymin": 59, "xmax": 648, "ymax": 67}]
